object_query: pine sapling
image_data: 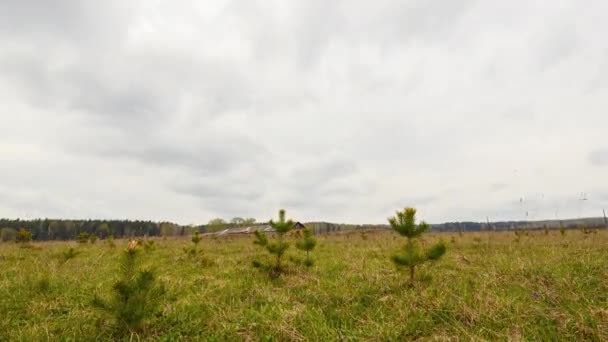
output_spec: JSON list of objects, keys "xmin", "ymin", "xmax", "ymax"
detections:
[
  {"xmin": 253, "ymin": 209, "xmax": 294, "ymax": 277},
  {"xmin": 192, "ymin": 231, "xmax": 202, "ymax": 245},
  {"xmin": 389, "ymin": 207, "xmax": 446, "ymax": 282},
  {"xmin": 93, "ymin": 240, "xmax": 165, "ymax": 333},
  {"xmin": 143, "ymin": 240, "xmax": 155, "ymax": 253},
  {"xmin": 107, "ymin": 235, "xmax": 116, "ymax": 248},
  {"xmin": 184, "ymin": 231, "xmax": 203, "ymax": 256},
  {"xmin": 295, "ymin": 228, "xmax": 317, "ymax": 267},
  {"xmin": 77, "ymin": 232, "xmax": 89, "ymax": 244},
  {"xmin": 60, "ymin": 247, "xmax": 80, "ymax": 265}
]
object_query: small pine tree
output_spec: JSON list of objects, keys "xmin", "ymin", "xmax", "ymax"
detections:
[
  {"xmin": 77, "ymin": 232, "xmax": 89, "ymax": 244},
  {"xmin": 388, "ymin": 207, "xmax": 446, "ymax": 282},
  {"xmin": 90, "ymin": 234, "xmax": 97, "ymax": 244},
  {"xmin": 184, "ymin": 231, "xmax": 203, "ymax": 256},
  {"xmin": 107, "ymin": 235, "xmax": 116, "ymax": 248},
  {"xmin": 253, "ymin": 209, "xmax": 294, "ymax": 277},
  {"xmin": 16, "ymin": 228, "xmax": 32, "ymax": 243},
  {"xmin": 93, "ymin": 240, "xmax": 165, "ymax": 333},
  {"xmin": 295, "ymin": 228, "xmax": 317, "ymax": 267},
  {"xmin": 191, "ymin": 231, "xmax": 202, "ymax": 245},
  {"xmin": 61, "ymin": 248, "xmax": 80, "ymax": 264},
  {"xmin": 143, "ymin": 240, "xmax": 155, "ymax": 253}
]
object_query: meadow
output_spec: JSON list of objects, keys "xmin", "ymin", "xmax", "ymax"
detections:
[{"xmin": 0, "ymin": 229, "xmax": 607, "ymax": 341}]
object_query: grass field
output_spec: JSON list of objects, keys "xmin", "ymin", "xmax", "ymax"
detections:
[{"xmin": 1, "ymin": 230, "xmax": 607, "ymax": 341}]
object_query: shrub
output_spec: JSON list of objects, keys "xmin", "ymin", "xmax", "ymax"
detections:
[
  {"xmin": 93, "ymin": 240, "xmax": 165, "ymax": 333},
  {"xmin": 253, "ymin": 209, "xmax": 294, "ymax": 277},
  {"xmin": 296, "ymin": 228, "xmax": 317, "ymax": 267},
  {"xmin": 77, "ymin": 232, "xmax": 89, "ymax": 244},
  {"xmin": 90, "ymin": 234, "xmax": 97, "ymax": 244},
  {"xmin": 0, "ymin": 227, "xmax": 17, "ymax": 242},
  {"xmin": 16, "ymin": 229, "xmax": 32, "ymax": 243},
  {"xmin": 388, "ymin": 207, "xmax": 446, "ymax": 282}
]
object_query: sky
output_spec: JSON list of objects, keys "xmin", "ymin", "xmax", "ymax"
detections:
[{"xmin": 1, "ymin": 1, "xmax": 608, "ymax": 225}]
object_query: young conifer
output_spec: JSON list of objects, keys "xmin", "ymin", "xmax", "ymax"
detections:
[
  {"xmin": 93, "ymin": 240, "xmax": 165, "ymax": 332},
  {"xmin": 184, "ymin": 231, "xmax": 203, "ymax": 256},
  {"xmin": 107, "ymin": 235, "xmax": 116, "ymax": 248},
  {"xmin": 61, "ymin": 247, "xmax": 80, "ymax": 265},
  {"xmin": 296, "ymin": 228, "xmax": 317, "ymax": 267},
  {"xmin": 388, "ymin": 207, "xmax": 446, "ymax": 282},
  {"xmin": 253, "ymin": 209, "xmax": 294, "ymax": 277},
  {"xmin": 77, "ymin": 232, "xmax": 89, "ymax": 244},
  {"xmin": 191, "ymin": 231, "xmax": 202, "ymax": 245}
]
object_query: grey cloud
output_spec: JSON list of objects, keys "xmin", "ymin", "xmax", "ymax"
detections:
[
  {"xmin": 73, "ymin": 133, "xmax": 273, "ymax": 178},
  {"xmin": 392, "ymin": 196, "xmax": 438, "ymax": 209},
  {"xmin": 289, "ymin": 159, "xmax": 357, "ymax": 188},
  {"xmin": 173, "ymin": 181, "xmax": 263, "ymax": 202},
  {"xmin": 1, "ymin": 49, "xmax": 256, "ymax": 130},
  {"xmin": 538, "ymin": 32, "xmax": 579, "ymax": 71},
  {"xmin": 589, "ymin": 149, "xmax": 608, "ymax": 166},
  {"xmin": 587, "ymin": 50, "xmax": 608, "ymax": 93},
  {"xmin": 0, "ymin": 0, "xmax": 135, "ymax": 45},
  {"xmin": 489, "ymin": 183, "xmax": 508, "ymax": 192}
]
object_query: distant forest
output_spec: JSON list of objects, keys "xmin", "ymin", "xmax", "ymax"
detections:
[
  {"xmin": 0, "ymin": 219, "xmax": 236, "ymax": 241},
  {"xmin": 0, "ymin": 216, "xmax": 606, "ymax": 242}
]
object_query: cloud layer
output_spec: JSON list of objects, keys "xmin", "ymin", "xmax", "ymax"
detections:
[{"xmin": 1, "ymin": 1, "xmax": 608, "ymax": 224}]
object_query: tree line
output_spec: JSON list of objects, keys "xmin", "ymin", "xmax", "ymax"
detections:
[{"xmin": 0, "ymin": 217, "xmax": 253, "ymax": 242}]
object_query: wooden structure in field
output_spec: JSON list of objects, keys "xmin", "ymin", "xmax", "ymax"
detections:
[{"xmin": 214, "ymin": 222, "xmax": 306, "ymax": 236}]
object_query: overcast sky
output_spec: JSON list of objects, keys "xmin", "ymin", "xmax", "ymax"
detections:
[{"xmin": 1, "ymin": 1, "xmax": 608, "ymax": 225}]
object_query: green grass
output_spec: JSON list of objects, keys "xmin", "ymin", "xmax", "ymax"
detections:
[{"xmin": 0, "ymin": 230, "xmax": 607, "ymax": 340}]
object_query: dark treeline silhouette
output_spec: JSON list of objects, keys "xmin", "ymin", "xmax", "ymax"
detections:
[
  {"xmin": 0, "ymin": 218, "xmax": 167, "ymax": 241},
  {"xmin": 2, "ymin": 216, "xmax": 606, "ymax": 242},
  {"xmin": 0, "ymin": 218, "xmax": 288, "ymax": 241},
  {"xmin": 433, "ymin": 217, "xmax": 608, "ymax": 232},
  {"xmin": 307, "ymin": 217, "xmax": 608, "ymax": 234}
]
